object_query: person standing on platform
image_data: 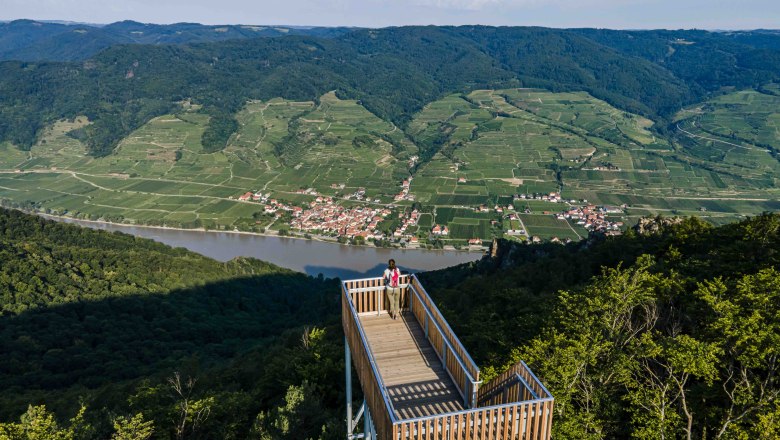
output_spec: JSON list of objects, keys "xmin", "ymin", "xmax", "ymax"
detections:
[{"xmin": 383, "ymin": 259, "xmax": 402, "ymax": 320}]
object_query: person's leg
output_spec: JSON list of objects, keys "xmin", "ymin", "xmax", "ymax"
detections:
[
  {"xmin": 388, "ymin": 287, "xmax": 395, "ymax": 318},
  {"xmin": 393, "ymin": 287, "xmax": 401, "ymax": 318},
  {"xmin": 385, "ymin": 286, "xmax": 393, "ymax": 317},
  {"xmin": 387, "ymin": 287, "xmax": 395, "ymax": 318}
]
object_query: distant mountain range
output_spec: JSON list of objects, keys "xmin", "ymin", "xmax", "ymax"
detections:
[{"xmin": 0, "ymin": 19, "xmax": 354, "ymax": 61}]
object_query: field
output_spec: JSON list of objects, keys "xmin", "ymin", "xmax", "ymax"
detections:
[
  {"xmin": 518, "ymin": 214, "xmax": 585, "ymax": 241},
  {"xmin": 0, "ymin": 88, "xmax": 778, "ymax": 240}
]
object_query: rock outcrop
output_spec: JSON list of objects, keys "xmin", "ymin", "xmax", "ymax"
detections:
[{"xmin": 633, "ymin": 216, "xmax": 685, "ymax": 235}]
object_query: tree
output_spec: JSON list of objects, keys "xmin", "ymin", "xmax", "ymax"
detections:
[
  {"xmin": 0, "ymin": 405, "xmax": 90, "ymax": 440},
  {"xmin": 251, "ymin": 382, "xmax": 328, "ymax": 440},
  {"xmin": 112, "ymin": 414, "xmax": 154, "ymax": 440},
  {"xmin": 168, "ymin": 372, "xmax": 213, "ymax": 440},
  {"xmin": 696, "ymin": 269, "xmax": 780, "ymax": 438},
  {"xmin": 625, "ymin": 333, "xmax": 720, "ymax": 440}
]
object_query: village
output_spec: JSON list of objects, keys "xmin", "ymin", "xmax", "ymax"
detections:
[
  {"xmin": 235, "ymin": 185, "xmax": 421, "ymax": 243},
  {"xmin": 555, "ymin": 204, "xmax": 624, "ymax": 236},
  {"xmin": 231, "ymin": 184, "xmax": 626, "ymax": 247}
]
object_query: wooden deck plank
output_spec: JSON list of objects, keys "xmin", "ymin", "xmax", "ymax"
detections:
[{"xmin": 359, "ymin": 311, "xmax": 465, "ymax": 420}]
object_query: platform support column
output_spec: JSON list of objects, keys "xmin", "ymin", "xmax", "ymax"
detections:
[
  {"xmin": 346, "ymin": 336, "xmax": 352, "ymax": 438},
  {"xmin": 363, "ymin": 399, "xmax": 374, "ymax": 440},
  {"xmin": 346, "ymin": 337, "xmax": 370, "ymax": 440}
]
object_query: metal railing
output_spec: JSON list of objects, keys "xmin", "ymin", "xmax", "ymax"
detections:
[
  {"xmin": 392, "ymin": 395, "xmax": 554, "ymax": 440},
  {"xmin": 408, "ymin": 275, "xmax": 481, "ymax": 382},
  {"xmin": 406, "ymin": 278, "xmax": 481, "ymax": 408},
  {"xmin": 342, "ymin": 275, "xmax": 554, "ymax": 440},
  {"xmin": 342, "ymin": 280, "xmax": 399, "ymax": 437}
]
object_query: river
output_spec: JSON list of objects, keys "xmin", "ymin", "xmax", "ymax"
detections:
[{"xmin": 46, "ymin": 217, "xmax": 484, "ymax": 279}]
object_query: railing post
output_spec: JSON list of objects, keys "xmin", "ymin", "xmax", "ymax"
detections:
[
  {"xmin": 376, "ymin": 285, "xmax": 381, "ymax": 316},
  {"xmin": 442, "ymin": 344, "xmax": 448, "ymax": 369},
  {"xmin": 471, "ymin": 380, "xmax": 481, "ymax": 409},
  {"xmin": 463, "ymin": 378, "xmax": 469, "ymax": 408}
]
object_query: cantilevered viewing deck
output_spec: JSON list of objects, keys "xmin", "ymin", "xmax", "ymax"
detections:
[{"xmin": 342, "ymin": 275, "xmax": 554, "ymax": 440}]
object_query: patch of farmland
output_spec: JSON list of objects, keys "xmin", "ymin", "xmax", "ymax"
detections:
[
  {"xmin": 519, "ymin": 213, "xmax": 582, "ymax": 240},
  {"xmin": 447, "ymin": 219, "xmax": 492, "ymax": 239}
]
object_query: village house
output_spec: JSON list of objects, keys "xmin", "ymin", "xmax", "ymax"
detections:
[{"xmin": 431, "ymin": 224, "xmax": 449, "ymax": 236}]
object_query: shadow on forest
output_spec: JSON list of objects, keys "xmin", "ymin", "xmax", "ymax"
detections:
[
  {"xmin": 305, "ymin": 263, "xmax": 424, "ymax": 280},
  {"xmin": 0, "ymin": 272, "xmax": 340, "ymax": 419}
]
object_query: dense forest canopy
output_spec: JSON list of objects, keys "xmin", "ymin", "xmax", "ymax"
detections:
[
  {"xmin": 0, "ymin": 19, "xmax": 353, "ymax": 62},
  {"xmin": 0, "ymin": 25, "xmax": 779, "ymax": 155},
  {"xmin": 0, "ymin": 208, "xmax": 346, "ymax": 439},
  {"xmin": 1, "ymin": 208, "xmax": 779, "ymax": 438},
  {"xmin": 420, "ymin": 214, "xmax": 780, "ymax": 438}
]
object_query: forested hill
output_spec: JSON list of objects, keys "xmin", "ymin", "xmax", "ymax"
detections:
[
  {"xmin": 420, "ymin": 214, "xmax": 780, "ymax": 438},
  {"xmin": 0, "ymin": 19, "xmax": 352, "ymax": 61},
  {"xmin": 1, "ymin": 25, "xmax": 779, "ymax": 156},
  {"xmin": 1, "ymin": 209, "xmax": 779, "ymax": 438},
  {"xmin": 0, "ymin": 207, "xmax": 346, "ymax": 439}
]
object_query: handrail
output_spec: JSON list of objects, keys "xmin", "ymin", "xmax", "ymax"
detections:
[
  {"xmin": 409, "ymin": 284, "xmax": 474, "ymax": 381},
  {"xmin": 398, "ymin": 395, "xmax": 554, "ymax": 425},
  {"xmin": 478, "ymin": 372, "xmax": 539, "ymax": 406},
  {"xmin": 515, "ymin": 373, "xmax": 539, "ymax": 399},
  {"xmin": 521, "ymin": 360, "xmax": 553, "ymax": 399},
  {"xmin": 407, "ymin": 281, "xmax": 478, "ymax": 405},
  {"xmin": 410, "ymin": 274, "xmax": 480, "ymax": 380},
  {"xmin": 342, "ymin": 281, "xmax": 398, "ymax": 423}
]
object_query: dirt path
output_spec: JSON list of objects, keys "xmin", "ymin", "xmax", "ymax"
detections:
[
  {"xmin": 564, "ymin": 219, "xmax": 583, "ymax": 240},
  {"xmin": 676, "ymin": 121, "xmax": 768, "ymax": 152}
]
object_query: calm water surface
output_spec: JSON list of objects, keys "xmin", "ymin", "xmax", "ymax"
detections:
[{"xmin": 47, "ymin": 217, "xmax": 484, "ymax": 279}]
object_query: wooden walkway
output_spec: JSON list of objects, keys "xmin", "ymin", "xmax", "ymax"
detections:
[{"xmin": 359, "ymin": 311, "xmax": 465, "ymax": 420}]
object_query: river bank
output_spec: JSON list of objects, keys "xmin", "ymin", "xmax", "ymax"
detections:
[
  {"xmin": 37, "ymin": 213, "xmax": 485, "ymax": 279},
  {"xmin": 36, "ymin": 212, "xmax": 484, "ymax": 253}
]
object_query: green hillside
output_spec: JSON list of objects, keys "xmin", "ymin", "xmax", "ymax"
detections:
[
  {"xmin": 4, "ymin": 26, "xmax": 779, "ymax": 156},
  {"xmin": 1, "ymin": 86, "xmax": 779, "ymax": 243},
  {"xmin": 0, "ymin": 92, "xmax": 416, "ymax": 230},
  {"xmin": 2, "ymin": 207, "xmax": 779, "ymax": 439},
  {"xmin": 420, "ymin": 213, "xmax": 780, "ymax": 438},
  {"xmin": 0, "ymin": 208, "xmax": 344, "ymax": 439}
]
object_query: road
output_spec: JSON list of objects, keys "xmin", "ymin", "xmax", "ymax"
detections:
[{"xmin": 676, "ymin": 121, "xmax": 769, "ymax": 152}]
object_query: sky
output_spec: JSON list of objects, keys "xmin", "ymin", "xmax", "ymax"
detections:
[{"xmin": 2, "ymin": 0, "xmax": 779, "ymax": 29}]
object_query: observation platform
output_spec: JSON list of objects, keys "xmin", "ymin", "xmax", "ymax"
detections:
[{"xmin": 342, "ymin": 274, "xmax": 554, "ymax": 440}]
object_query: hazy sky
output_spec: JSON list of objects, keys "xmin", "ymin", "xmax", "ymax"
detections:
[{"xmin": 2, "ymin": 0, "xmax": 778, "ymax": 29}]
